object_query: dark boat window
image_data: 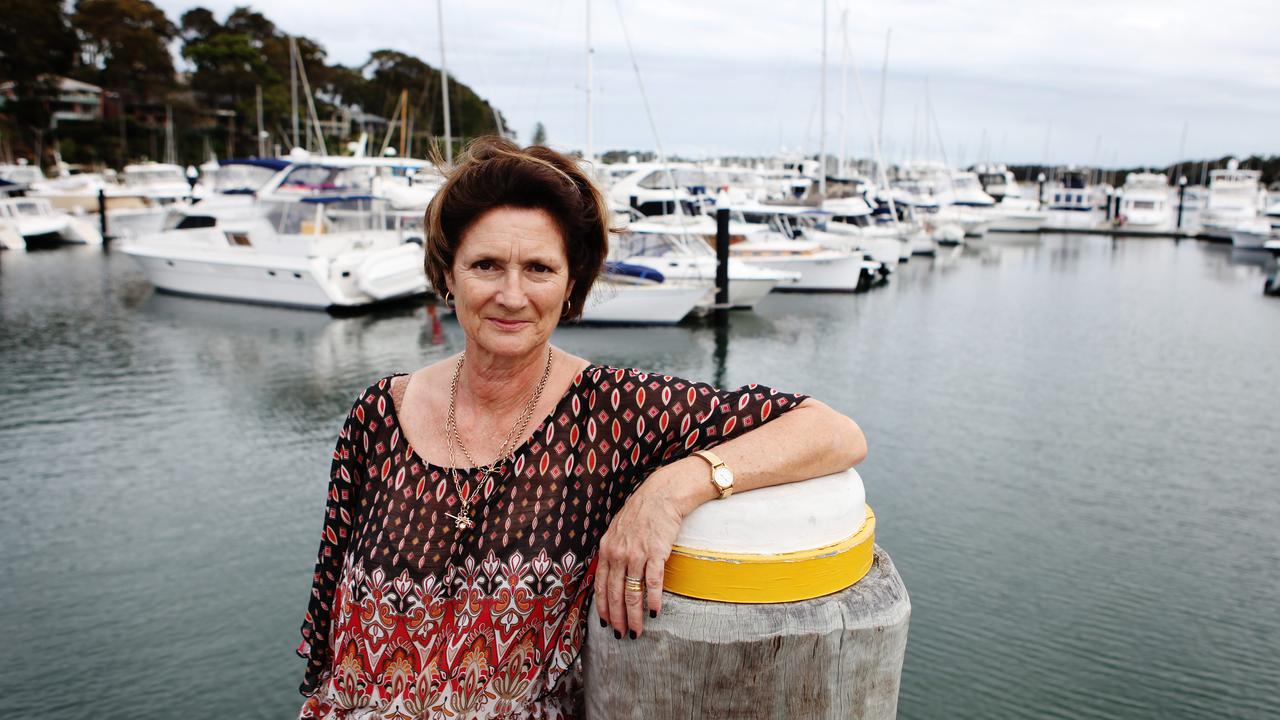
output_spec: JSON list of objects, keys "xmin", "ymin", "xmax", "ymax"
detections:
[{"xmin": 176, "ymin": 215, "xmax": 216, "ymax": 230}]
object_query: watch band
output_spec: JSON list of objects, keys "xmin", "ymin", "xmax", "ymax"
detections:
[{"xmin": 693, "ymin": 449, "xmax": 733, "ymax": 499}]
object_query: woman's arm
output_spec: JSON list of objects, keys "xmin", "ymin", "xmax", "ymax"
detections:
[{"xmin": 594, "ymin": 398, "xmax": 866, "ymax": 639}]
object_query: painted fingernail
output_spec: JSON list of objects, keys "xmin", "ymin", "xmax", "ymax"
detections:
[
  {"xmin": 628, "ymin": 631, "xmax": 637, "ymax": 640},
  {"xmin": 599, "ymin": 618, "xmax": 607, "ymax": 628},
  {"xmin": 649, "ymin": 610, "xmax": 657, "ymax": 619},
  {"xmin": 613, "ymin": 630, "xmax": 622, "ymax": 640}
]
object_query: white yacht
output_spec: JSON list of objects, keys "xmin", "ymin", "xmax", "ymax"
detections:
[
  {"xmin": 1041, "ymin": 168, "xmax": 1099, "ymax": 229},
  {"xmin": 121, "ymin": 195, "xmax": 428, "ymax": 311},
  {"xmin": 577, "ymin": 265, "xmax": 714, "ymax": 324},
  {"xmin": 597, "ymin": 162, "xmax": 704, "ymax": 217},
  {"xmin": 1118, "ymin": 173, "xmax": 1171, "ymax": 228},
  {"xmin": 0, "ymin": 197, "xmax": 102, "ymax": 249},
  {"xmin": 974, "ymin": 165, "xmax": 1017, "ymax": 202},
  {"xmin": 1200, "ymin": 160, "xmax": 1266, "ymax": 240},
  {"xmin": 1228, "ymin": 221, "xmax": 1273, "ymax": 250},
  {"xmin": 617, "ymin": 217, "xmax": 799, "ymax": 308}
]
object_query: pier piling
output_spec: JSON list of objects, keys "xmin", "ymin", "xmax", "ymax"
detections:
[
  {"xmin": 715, "ymin": 207, "xmax": 730, "ymax": 315},
  {"xmin": 1176, "ymin": 175, "xmax": 1187, "ymax": 230},
  {"xmin": 97, "ymin": 189, "xmax": 108, "ymax": 239},
  {"xmin": 584, "ymin": 469, "xmax": 910, "ymax": 719}
]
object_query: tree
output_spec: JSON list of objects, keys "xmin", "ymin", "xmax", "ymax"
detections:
[
  {"xmin": 0, "ymin": 0, "xmax": 78, "ymax": 138},
  {"xmin": 72, "ymin": 0, "xmax": 177, "ymax": 101},
  {"xmin": 532, "ymin": 122, "xmax": 547, "ymax": 146}
]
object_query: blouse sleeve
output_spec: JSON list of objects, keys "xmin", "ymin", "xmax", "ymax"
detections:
[
  {"xmin": 594, "ymin": 367, "xmax": 809, "ymax": 484},
  {"xmin": 296, "ymin": 392, "xmax": 367, "ymax": 696}
]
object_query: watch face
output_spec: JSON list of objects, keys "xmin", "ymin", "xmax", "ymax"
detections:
[{"xmin": 713, "ymin": 467, "xmax": 733, "ymax": 488}]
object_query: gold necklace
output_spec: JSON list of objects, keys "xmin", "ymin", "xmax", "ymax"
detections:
[{"xmin": 443, "ymin": 345, "xmax": 554, "ymax": 530}]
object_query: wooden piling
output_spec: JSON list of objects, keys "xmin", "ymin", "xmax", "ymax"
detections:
[
  {"xmin": 583, "ymin": 469, "xmax": 910, "ymax": 719},
  {"xmin": 584, "ymin": 547, "xmax": 910, "ymax": 719}
]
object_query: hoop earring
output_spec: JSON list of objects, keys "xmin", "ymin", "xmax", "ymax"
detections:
[
  {"xmin": 443, "ymin": 291, "xmax": 455, "ymax": 309},
  {"xmin": 563, "ymin": 297, "xmax": 572, "ymax": 316}
]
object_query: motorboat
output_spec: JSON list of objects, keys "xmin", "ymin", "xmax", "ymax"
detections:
[
  {"xmin": 1041, "ymin": 168, "xmax": 1100, "ymax": 229},
  {"xmin": 0, "ymin": 197, "xmax": 102, "ymax": 249},
  {"xmin": 121, "ymin": 195, "xmax": 428, "ymax": 311},
  {"xmin": 1201, "ymin": 160, "xmax": 1266, "ymax": 240},
  {"xmin": 712, "ymin": 202, "xmax": 888, "ymax": 287},
  {"xmin": 1118, "ymin": 173, "xmax": 1172, "ymax": 228},
  {"xmin": 617, "ymin": 218, "xmax": 799, "ymax": 308},
  {"xmin": 1228, "ymin": 220, "xmax": 1273, "ymax": 250},
  {"xmin": 597, "ymin": 162, "xmax": 706, "ymax": 217},
  {"xmin": 0, "ymin": 162, "xmax": 46, "ymax": 196},
  {"xmin": 973, "ymin": 165, "xmax": 1017, "ymax": 202},
  {"xmin": 577, "ymin": 263, "xmax": 713, "ymax": 324}
]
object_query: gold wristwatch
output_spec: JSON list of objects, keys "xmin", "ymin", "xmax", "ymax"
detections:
[{"xmin": 693, "ymin": 450, "xmax": 734, "ymax": 500}]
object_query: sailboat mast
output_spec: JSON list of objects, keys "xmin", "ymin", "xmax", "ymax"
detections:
[
  {"xmin": 585, "ymin": 0, "xmax": 594, "ymax": 162},
  {"xmin": 818, "ymin": 0, "xmax": 827, "ymax": 196},
  {"xmin": 255, "ymin": 85, "xmax": 265, "ymax": 157},
  {"xmin": 438, "ymin": 0, "xmax": 453, "ymax": 163},
  {"xmin": 876, "ymin": 29, "xmax": 891, "ymax": 173},
  {"xmin": 838, "ymin": 8, "xmax": 848, "ymax": 179},
  {"xmin": 289, "ymin": 36, "xmax": 299, "ymax": 149}
]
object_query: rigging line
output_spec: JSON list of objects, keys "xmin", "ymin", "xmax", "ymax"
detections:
[
  {"xmin": 846, "ymin": 28, "xmax": 900, "ymax": 228},
  {"xmin": 454, "ymin": 0, "xmax": 507, "ymax": 136},
  {"xmin": 612, "ymin": 0, "xmax": 682, "ymax": 219}
]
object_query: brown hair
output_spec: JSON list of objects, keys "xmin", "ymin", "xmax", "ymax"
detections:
[{"xmin": 423, "ymin": 137, "xmax": 611, "ymax": 321}]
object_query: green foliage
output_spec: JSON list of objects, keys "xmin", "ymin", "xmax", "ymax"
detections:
[
  {"xmin": 72, "ymin": 0, "xmax": 178, "ymax": 101},
  {"xmin": 0, "ymin": 0, "xmax": 78, "ymax": 137},
  {"xmin": 3, "ymin": 2, "xmax": 508, "ymax": 166},
  {"xmin": 532, "ymin": 121, "xmax": 547, "ymax": 146}
]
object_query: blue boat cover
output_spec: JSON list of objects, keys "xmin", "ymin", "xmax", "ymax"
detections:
[{"xmin": 606, "ymin": 261, "xmax": 665, "ymax": 283}]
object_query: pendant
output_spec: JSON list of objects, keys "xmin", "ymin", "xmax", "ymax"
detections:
[{"xmin": 446, "ymin": 506, "xmax": 474, "ymax": 530}]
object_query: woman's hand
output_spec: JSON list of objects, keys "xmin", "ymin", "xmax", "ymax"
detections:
[{"xmin": 593, "ymin": 461, "xmax": 707, "ymax": 639}]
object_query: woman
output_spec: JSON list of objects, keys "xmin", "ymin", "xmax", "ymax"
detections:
[{"xmin": 296, "ymin": 138, "xmax": 867, "ymax": 719}]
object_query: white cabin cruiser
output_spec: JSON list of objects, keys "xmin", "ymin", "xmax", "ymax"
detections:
[
  {"xmin": 1201, "ymin": 161, "xmax": 1266, "ymax": 240},
  {"xmin": 1118, "ymin": 173, "xmax": 1171, "ymax": 228},
  {"xmin": 577, "ymin": 263, "xmax": 713, "ymax": 324},
  {"xmin": 0, "ymin": 197, "xmax": 102, "ymax": 249},
  {"xmin": 617, "ymin": 218, "xmax": 799, "ymax": 308},
  {"xmin": 598, "ymin": 162, "xmax": 705, "ymax": 217},
  {"xmin": 121, "ymin": 195, "xmax": 427, "ymax": 311}
]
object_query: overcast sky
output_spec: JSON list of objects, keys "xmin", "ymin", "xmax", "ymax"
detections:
[{"xmin": 153, "ymin": 0, "xmax": 1279, "ymax": 167}]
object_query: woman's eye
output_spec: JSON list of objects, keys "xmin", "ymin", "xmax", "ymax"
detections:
[
  {"xmin": 473, "ymin": 260, "xmax": 495, "ymax": 271},
  {"xmin": 530, "ymin": 263, "xmax": 551, "ymax": 273}
]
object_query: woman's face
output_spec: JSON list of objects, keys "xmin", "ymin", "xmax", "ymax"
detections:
[{"xmin": 447, "ymin": 206, "xmax": 573, "ymax": 360}]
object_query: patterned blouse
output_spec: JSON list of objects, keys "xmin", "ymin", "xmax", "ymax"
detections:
[{"xmin": 296, "ymin": 364, "xmax": 807, "ymax": 719}]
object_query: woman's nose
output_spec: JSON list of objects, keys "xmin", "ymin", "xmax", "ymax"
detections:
[{"xmin": 495, "ymin": 270, "xmax": 529, "ymax": 308}]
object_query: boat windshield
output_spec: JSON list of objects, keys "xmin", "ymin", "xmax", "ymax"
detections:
[
  {"xmin": 265, "ymin": 197, "xmax": 386, "ymax": 235},
  {"xmin": 213, "ymin": 164, "xmax": 280, "ymax": 193},
  {"xmin": 124, "ymin": 168, "xmax": 187, "ymax": 186},
  {"xmin": 615, "ymin": 231, "xmax": 709, "ymax": 259}
]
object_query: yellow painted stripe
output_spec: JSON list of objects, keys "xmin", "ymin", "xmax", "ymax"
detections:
[{"xmin": 663, "ymin": 505, "xmax": 876, "ymax": 604}]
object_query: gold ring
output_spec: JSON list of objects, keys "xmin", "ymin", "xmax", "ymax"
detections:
[{"xmin": 624, "ymin": 575, "xmax": 643, "ymax": 592}]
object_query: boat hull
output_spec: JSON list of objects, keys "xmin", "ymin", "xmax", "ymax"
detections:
[{"xmin": 579, "ymin": 283, "xmax": 711, "ymax": 324}]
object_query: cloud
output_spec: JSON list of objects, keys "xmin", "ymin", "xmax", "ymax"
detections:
[{"xmin": 153, "ymin": 0, "xmax": 1279, "ymax": 165}]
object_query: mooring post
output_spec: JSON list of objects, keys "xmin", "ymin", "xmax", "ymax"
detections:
[
  {"xmin": 97, "ymin": 188, "xmax": 108, "ymax": 239},
  {"xmin": 1176, "ymin": 175, "xmax": 1187, "ymax": 231},
  {"xmin": 584, "ymin": 468, "xmax": 910, "ymax": 719},
  {"xmin": 715, "ymin": 207, "xmax": 730, "ymax": 316}
]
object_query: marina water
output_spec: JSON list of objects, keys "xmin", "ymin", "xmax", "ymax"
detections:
[{"xmin": 1, "ymin": 234, "xmax": 1277, "ymax": 718}]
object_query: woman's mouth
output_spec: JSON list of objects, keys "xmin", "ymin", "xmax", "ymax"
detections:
[{"xmin": 487, "ymin": 318, "xmax": 530, "ymax": 331}]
